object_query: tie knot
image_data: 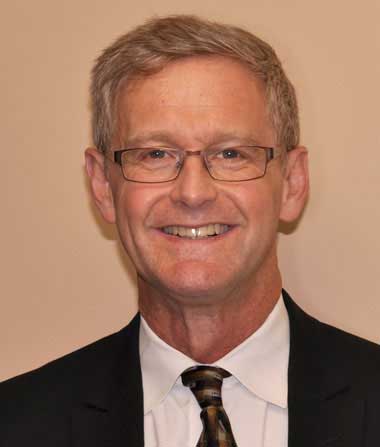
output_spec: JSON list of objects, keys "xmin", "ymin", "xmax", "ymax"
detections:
[{"xmin": 181, "ymin": 366, "xmax": 231, "ymax": 409}]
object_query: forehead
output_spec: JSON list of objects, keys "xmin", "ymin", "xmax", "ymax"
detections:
[{"xmin": 115, "ymin": 56, "xmax": 273, "ymax": 147}]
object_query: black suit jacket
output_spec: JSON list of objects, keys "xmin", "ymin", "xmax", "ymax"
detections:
[{"xmin": 2, "ymin": 290, "xmax": 380, "ymax": 446}]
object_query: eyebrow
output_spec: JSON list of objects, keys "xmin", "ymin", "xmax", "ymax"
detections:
[
  {"xmin": 123, "ymin": 131, "xmax": 178, "ymax": 148},
  {"xmin": 121, "ymin": 130, "xmax": 262, "ymax": 148}
]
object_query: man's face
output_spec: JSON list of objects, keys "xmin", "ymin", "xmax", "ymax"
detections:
[{"xmin": 95, "ymin": 56, "xmax": 301, "ymax": 302}]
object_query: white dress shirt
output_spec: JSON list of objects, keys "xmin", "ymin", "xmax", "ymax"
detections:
[{"xmin": 139, "ymin": 295, "xmax": 290, "ymax": 447}]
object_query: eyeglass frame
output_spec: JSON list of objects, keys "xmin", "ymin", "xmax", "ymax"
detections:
[{"xmin": 111, "ymin": 145, "xmax": 283, "ymax": 183}]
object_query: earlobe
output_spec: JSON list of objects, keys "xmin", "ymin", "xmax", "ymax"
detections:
[
  {"xmin": 85, "ymin": 147, "xmax": 116, "ymax": 223},
  {"xmin": 279, "ymin": 146, "xmax": 309, "ymax": 223}
]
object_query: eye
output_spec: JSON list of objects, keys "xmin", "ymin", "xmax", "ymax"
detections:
[
  {"xmin": 146, "ymin": 149, "xmax": 167, "ymax": 159},
  {"xmin": 133, "ymin": 148, "xmax": 179, "ymax": 167},
  {"xmin": 221, "ymin": 148, "xmax": 241, "ymax": 159},
  {"xmin": 206, "ymin": 146, "xmax": 257, "ymax": 167},
  {"xmin": 213, "ymin": 148, "xmax": 249, "ymax": 160}
]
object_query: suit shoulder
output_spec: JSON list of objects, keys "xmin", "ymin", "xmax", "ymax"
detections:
[
  {"xmin": 1, "ymin": 316, "xmax": 139, "ymax": 405},
  {"xmin": 0, "ymin": 315, "xmax": 140, "ymax": 445},
  {"xmin": 318, "ymin": 317, "xmax": 379, "ymax": 349},
  {"xmin": 317, "ymin": 318, "xmax": 380, "ymax": 369},
  {"xmin": 283, "ymin": 290, "xmax": 380, "ymax": 378}
]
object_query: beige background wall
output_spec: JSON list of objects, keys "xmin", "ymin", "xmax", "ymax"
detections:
[{"xmin": 1, "ymin": 0, "xmax": 379, "ymax": 381}]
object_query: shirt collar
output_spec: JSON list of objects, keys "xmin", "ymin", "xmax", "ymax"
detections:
[
  {"xmin": 139, "ymin": 316, "xmax": 196, "ymax": 414},
  {"xmin": 214, "ymin": 296, "xmax": 289, "ymax": 408},
  {"xmin": 139, "ymin": 294, "xmax": 289, "ymax": 414}
]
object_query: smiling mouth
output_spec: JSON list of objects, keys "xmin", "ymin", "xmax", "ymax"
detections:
[{"xmin": 161, "ymin": 224, "xmax": 231, "ymax": 239}]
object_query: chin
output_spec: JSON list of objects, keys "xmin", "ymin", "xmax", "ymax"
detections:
[{"xmin": 154, "ymin": 263, "xmax": 237, "ymax": 301}]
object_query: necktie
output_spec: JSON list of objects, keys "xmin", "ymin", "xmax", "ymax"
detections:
[{"xmin": 181, "ymin": 365, "xmax": 238, "ymax": 447}]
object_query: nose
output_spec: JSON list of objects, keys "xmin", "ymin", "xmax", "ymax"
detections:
[{"xmin": 169, "ymin": 153, "xmax": 218, "ymax": 208}]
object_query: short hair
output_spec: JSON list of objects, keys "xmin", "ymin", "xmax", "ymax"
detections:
[{"xmin": 91, "ymin": 15, "xmax": 299, "ymax": 154}]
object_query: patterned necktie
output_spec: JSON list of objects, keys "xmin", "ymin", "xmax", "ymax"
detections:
[{"xmin": 181, "ymin": 365, "xmax": 238, "ymax": 447}]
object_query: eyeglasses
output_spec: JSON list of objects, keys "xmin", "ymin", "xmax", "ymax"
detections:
[{"xmin": 112, "ymin": 145, "xmax": 282, "ymax": 183}]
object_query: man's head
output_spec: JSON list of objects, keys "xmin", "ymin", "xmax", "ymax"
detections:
[{"xmin": 85, "ymin": 15, "xmax": 308, "ymax": 307}]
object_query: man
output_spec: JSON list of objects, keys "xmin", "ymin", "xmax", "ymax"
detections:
[{"xmin": 1, "ymin": 14, "xmax": 380, "ymax": 447}]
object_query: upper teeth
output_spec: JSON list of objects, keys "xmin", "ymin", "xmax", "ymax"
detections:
[{"xmin": 163, "ymin": 224, "xmax": 230, "ymax": 238}]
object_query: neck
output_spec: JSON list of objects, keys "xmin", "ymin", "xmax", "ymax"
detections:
[{"xmin": 138, "ymin": 265, "xmax": 282, "ymax": 363}]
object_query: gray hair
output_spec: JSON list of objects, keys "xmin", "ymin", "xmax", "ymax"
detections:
[{"xmin": 91, "ymin": 15, "xmax": 299, "ymax": 153}]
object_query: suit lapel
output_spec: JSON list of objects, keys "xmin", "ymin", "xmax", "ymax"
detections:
[
  {"xmin": 284, "ymin": 291, "xmax": 365, "ymax": 447},
  {"xmin": 71, "ymin": 314, "xmax": 144, "ymax": 447}
]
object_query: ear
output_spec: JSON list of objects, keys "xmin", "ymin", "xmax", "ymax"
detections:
[
  {"xmin": 85, "ymin": 147, "xmax": 116, "ymax": 223},
  {"xmin": 279, "ymin": 146, "xmax": 309, "ymax": 222}
]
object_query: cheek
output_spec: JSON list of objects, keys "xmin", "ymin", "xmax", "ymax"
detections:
[
  {"xmin": 238, "ymin": 182, "xmax": 283, "ymax": 245},
  {"xmin": 112, "ymin": 188, "xmax": 151, "ymax": 269},
  {"xmin": 231, "ymin": 177, "xmax": 283, "ymax": 221},
  {"xmin": 245, "ymin": 199, "xmax": 279, "ymax": 243},
  {"xmin": 114, "ymin": 189, "xmax": 144, "ymax": 236},
  {"xmin": 112, "ymin": 184, "xmax": 164, "ymax": 238}
]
